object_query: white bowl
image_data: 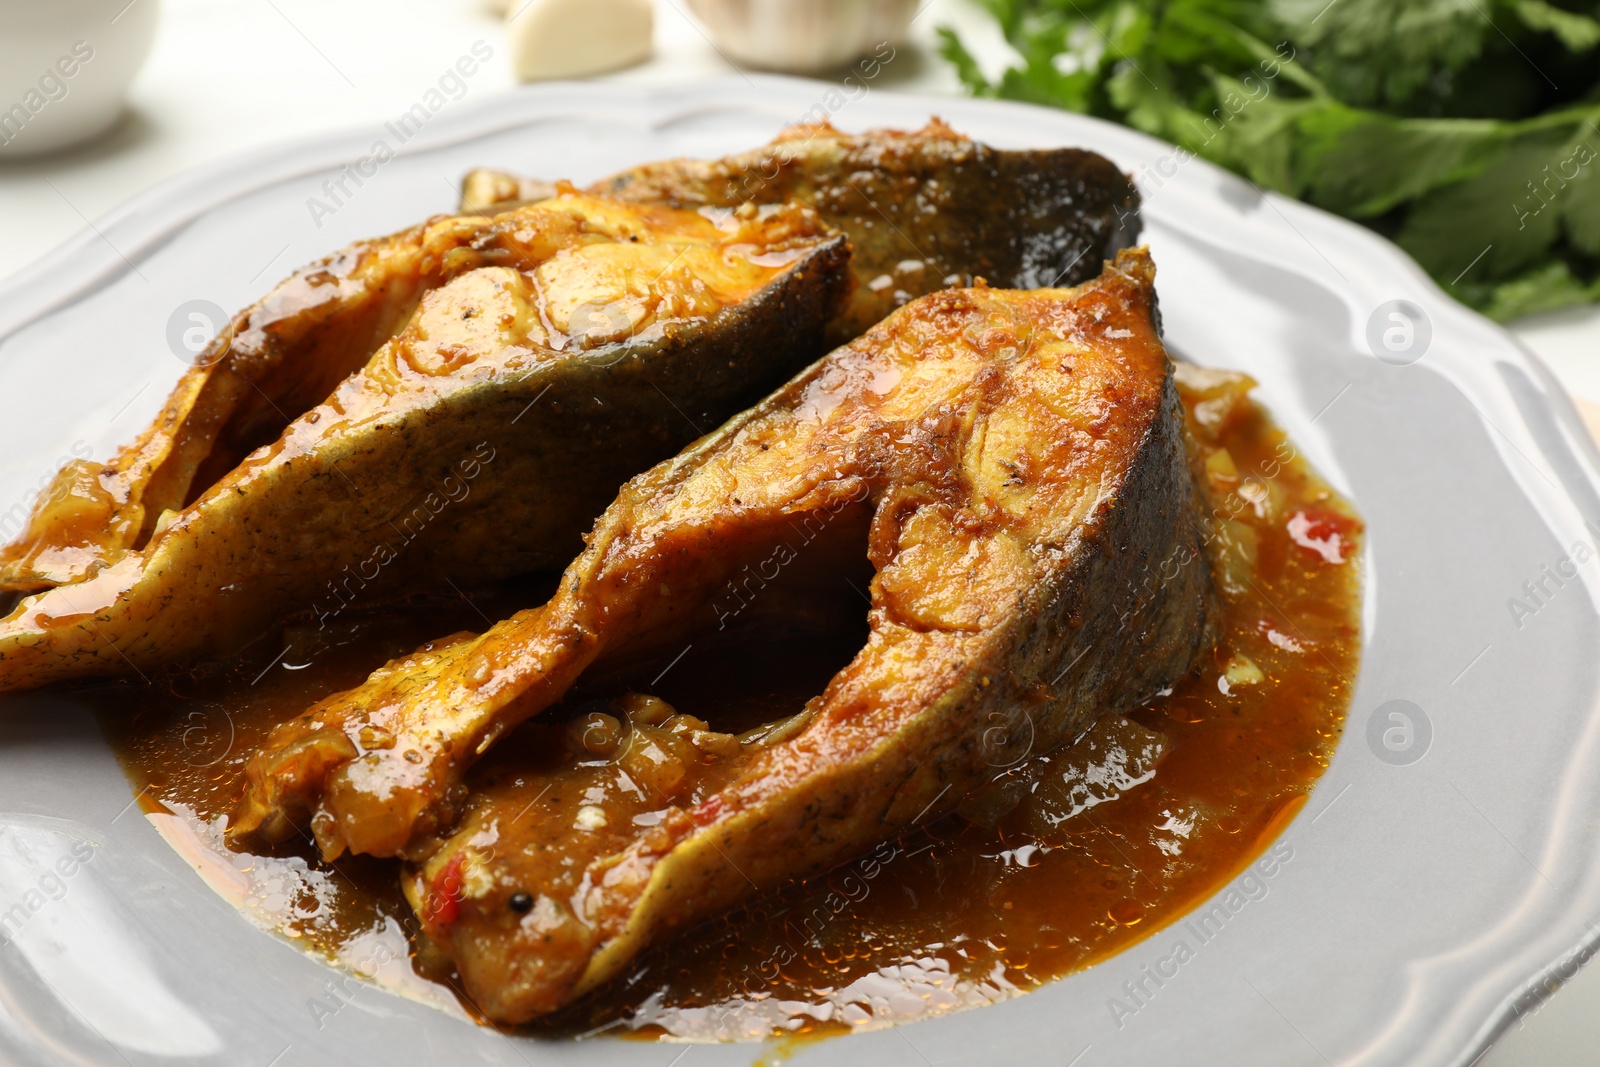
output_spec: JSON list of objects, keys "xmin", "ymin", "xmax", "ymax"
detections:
[
  {"xmin": 0, "ymin": 0, "xmax": 160, "ymax": 158},
  {"xmin": 687, "ymin": 0, "xmax": 915, "ymax": 72}
]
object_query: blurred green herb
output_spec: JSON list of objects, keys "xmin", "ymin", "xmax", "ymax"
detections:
[{"xmin": 940, "ymin": 0, "xmax": 1600, "ymax": 319}]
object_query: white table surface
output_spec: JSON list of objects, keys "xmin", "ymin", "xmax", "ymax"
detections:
[{"xmin": 0, "ymin": 2, "xmax": 1595, "ymax": 1063}]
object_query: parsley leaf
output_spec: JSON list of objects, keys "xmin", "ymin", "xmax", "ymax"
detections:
[{"xmin": 944, "ymin": 0, "xmax": 1600, "ymax": 320}]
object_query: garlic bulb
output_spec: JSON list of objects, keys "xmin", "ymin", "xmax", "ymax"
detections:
[
  {"xmin": 687, "ymin": 0, "xmax": 917, "ymax": 73},
  {"xmin": 507, "ymin": 0, "xmax": 654, "ymax": 82}
]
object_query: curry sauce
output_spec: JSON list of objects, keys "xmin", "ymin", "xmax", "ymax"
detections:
[{"xmin": 101, "ymin": 362, "xmax": 1360, "ymax": 1040}]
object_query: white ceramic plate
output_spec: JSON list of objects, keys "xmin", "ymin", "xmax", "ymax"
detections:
[{"xmin": 1, "ymin": 76, "xmax": 1597, "ymax": 1067}]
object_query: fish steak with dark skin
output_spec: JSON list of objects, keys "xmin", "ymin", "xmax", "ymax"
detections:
[
  {"xmin": 460, "ymin": 119, "xmax": 1143, "ymax": 342},
  {"xmin": 0, "ymin": 193, "xmax": 849, "ymax": 691},
  {"xmin": 230, "ymin": 247, "xmax": 1217, "ymax": 1023}
]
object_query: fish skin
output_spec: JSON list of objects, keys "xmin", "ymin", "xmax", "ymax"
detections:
[
  {"xmin": 232, "ymin": 249, "xmax": 1217, "ymax": 1022},
  {"xmin": 0, "ymin": 220, "xmax": 455, "ymax": 598},
  {"xmin": 461, "ymin": 119, "xmax": 1142, "ymax": 341},
  {"xmin": 0, "ymin": 196, "xmax": 850, "ymax": 692}
]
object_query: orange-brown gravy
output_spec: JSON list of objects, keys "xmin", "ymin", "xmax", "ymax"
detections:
[{"xmin": 99, "ymin": 367, "xmax": 1361, "ymax": 1040}]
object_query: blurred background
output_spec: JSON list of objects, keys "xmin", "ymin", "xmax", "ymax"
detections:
[
  {"xmin": 0, "ymin": 1, "xmax": 1596, "ymax": 1061},
  {"xmin": 2, "ymin": 0, "xmax": 1594, "ymax": 402}
]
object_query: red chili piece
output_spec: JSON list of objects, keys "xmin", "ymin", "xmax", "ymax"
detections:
[
  {"xmin": 1286, "ymin": 507, "xmax": 1358, "ymax": 565},
  {"xmin": 429, "ymin": 852, "xmax": 466, "ymax": 927}
]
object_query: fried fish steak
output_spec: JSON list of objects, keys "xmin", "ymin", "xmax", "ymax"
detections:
[
  {"xmin": 0, "ymin": 194, "xmax": 848, "ymax": 691},
  {"xmin": 460, "ymin": 119, "xmax": 1141, "ymax": 341},
  {"xmin": 232, "ymin": 249, "xmax": 1217, "ymax": 1023}
]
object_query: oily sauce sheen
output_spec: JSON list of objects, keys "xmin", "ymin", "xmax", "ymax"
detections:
[{"xmin": 102, "ymin": 365, "xmax": 1361, "ymax": 1041}]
